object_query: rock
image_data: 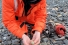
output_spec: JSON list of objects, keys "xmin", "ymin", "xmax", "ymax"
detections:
[
  {"xmin": 55, "ymin": 36, "xmax": 65, "ymax": 41},
  {"xmin": 65, "ymin": 35, "xmax": 68, "ymax": 39},
  {"xmin": 52, "ymin": 7, "xmax": 58, "ymax": 11},
  {"xmin": 12, "ymin": 39, "xmax": 20, "ymax": 45},
  {"xmin": 0, "ymin": 43, "xmax": 1, "ymax": 45},
  {"xmin": 3, "ymin": 37, "xmax": 7, "ymax": 41},
  {"xmin": 55, "ymin": 41, "xmax": 63, "ymax": 44},
  {"xmin": 58, "ymin": 7, "xmax": 64, "ymax": 12},
  {"xmin": 14, "ymin": 39, "xmax": 20, "ymax": 42},
  {"xmin": 40, "ymin": 42, "xmax": 47, "ymax": 45},
  {"xmin": 0, "ymin": 29, "xmax": 1, "ymax": 34},
  {"xmin": 0, "ymin": 24, "xmax": 3, "ymax": 29},
  {"xmin": 2, "ymin": 34, "xmax": 11, "ymax": 41},
  {"xmin": 2, "ymin": 41, "xmax": 8, "ymax": 45},
  {"xmin": 1, "ymin": 29, "xmax": 5, "ymax": 32},
  {"xmin": 7, "ymin": 41, "xmax": 12, "ymax": 45},
  {"xmin": 11, "ymin": 36, "xmax": 17, "ymax": 40},
  {"xmin": 63, "ymin": 44, "xmax": 66, "ymax": 45},
  {"xmin": 63, "ymin": 39, "xmax": 68, "ymax": 45},
  {"xmin": 42, "ymin": 38, "xmax": 48, "ymax": 42},
  {"xmin": 57, "ymin": 15, "xmax": 63, "ymax": 21}
]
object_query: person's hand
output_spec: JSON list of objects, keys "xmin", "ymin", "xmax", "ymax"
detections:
[
  {"xmin": 32, "ymin": 31, "xmax": 40, "ymax": 45},
  {"xmin": 22, "ymin": 34, "xmax": 31, "ymax": 45}
]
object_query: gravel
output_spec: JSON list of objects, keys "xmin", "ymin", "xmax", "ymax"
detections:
[{"xmin": 0, "ymin": 0, "xmax": 68, "ymax": 45}]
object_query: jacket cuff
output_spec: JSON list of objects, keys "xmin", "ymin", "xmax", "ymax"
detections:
[
  {"xmin": 16, "ymin": 30, "xmax": 27, "ymax": 39},
  {"xmin": 32, "ymin": 27, "xmax": 43, "ymax": 34}
]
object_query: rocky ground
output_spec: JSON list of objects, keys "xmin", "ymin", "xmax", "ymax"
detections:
[{"xmin": 0, "ymin": 0, "xmax": 68, "ymax": 45}]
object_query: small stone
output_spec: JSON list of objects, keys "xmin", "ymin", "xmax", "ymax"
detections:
[
  {"xmin": 65, "ymin": 35, "xmax": 68, "ymax": 39},
  {"xmin": 40, "ymin": 42, "xmax": 47, "ymax": 45},
  {"xmin": 58, "ymin": 8, "xmax": 64, "ymax": 12},
  {"xmin": 7, "ymin": 41, "xmax": 12, "ymax": 44},
  {"xmin": 57, "ymin": 16, "xmax": 63, "ymax": 21},
  {"xmin": 0, "ymin": 24, "xmax": 3, "ymax": 29},
  {"xmin": 54, "ymin": 44, "xmax": 59, "ymax": 45},
  {"xmin": 55, "ymin": 36, "xmax": 65, "ymax": 41},
  {"xmin": 1, "ymin": 29, "xmax": 5, "ymax": 32},
  {"xmin": 0, "ymin": 43, "xmax": 1, "ymax": 45},
  {"xmin": 57, "ymin": 14, "xmax": 62, "ymax": 17},
  {"xmin": 12, "ymin": 39, "xmax": 20, "ymax": 45},
  {"xmin": 2, "ymin": 41, "xmax": 8, "ymax": 45},
  {"xmin": 55, "ymin": 23, "xmax": 61, "ymax": 26},
  {"xmin": 55, "ymin": 41, "xmax": 63, "ymax": 44},
  {"xmin": 0, "ymin": 29, "xmax": 1, "ymax": 34},
  {"xmin": 52, "ymin": 7, "xmax": 58, "ymax": 11},
  {"xmin": 3, "ymin": 37, "xmax": 7, "ymax": 40},
  {"xmin": 42, "ymin": 38, "xmax": 48, "ymax": 42},
  {"xmin": 49, "ymin": 19, "xmax": 54, "ymax": 23},
  {"xmin": 15, "ymin": 39, "xmax": 20, "ymax": 42},
  {"xmin": 63, "ymin": 39, "xmax": 68, "ymax": 45},
  {"xmin": 63, "ymin": 44, "xmax": 66, "ymax": 45},
  {"xmin": 47, "ymin": 12, "xmax": 51, "ymax": 14}
]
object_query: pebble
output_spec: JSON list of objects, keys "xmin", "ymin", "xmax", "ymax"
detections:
[
  {"xmin": 40, "ymin": 42, "xmax": 47, "ymax": 45},
  {"xmin": 52, "ymin": 7, "xmax": 58, "ymax": 11},
  {"xmin": 0, "ymin": 29, "xmax": 1, "ymax": 34},
  {"xmin": 42, "ymin": 38, "xmax": 48, "ymax": 42},
  {"xmin": 0, "ymin": 24, "xmax": 3, "ymax": 29},
  {"xmin": 0, "ymin": 43, "xmax": 1, "ymax": 45},
  {"xmin": 63, "ymin": 39, "xmax": 68, "ymax": 45},
  {"xmin": 65, "ymin": 35, "xmax": 68, "ymax": 39},
  {"xmin": 8, "ymin": 41, "xmax": 12, "ymax": 44},
  {"xmin": 0, "ymin": 14, "xmax": 1, "ymax": 18},
  {"xmin": 3, "ymin": 37, "xmax": 7, "ymax": 40}
]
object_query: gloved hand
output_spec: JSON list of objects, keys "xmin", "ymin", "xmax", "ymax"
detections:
[
  {"xmin": 22, "ymin": 34, "xmax": 31, "ymax": 45},
  {"xmin": 32, "ymin": 31, "xmax": 40, "ymax": 45}
]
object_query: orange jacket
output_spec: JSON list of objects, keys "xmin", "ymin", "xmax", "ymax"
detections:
[{"xmin": 2, "ymin": 0, "xmax": 47, "ymax": 39}]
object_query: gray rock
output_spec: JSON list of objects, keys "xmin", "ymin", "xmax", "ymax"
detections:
[
  {"xmin": 2, "ymin": 41, "xmax": 8, "ymax": 45},
  {"xmin": 14, "ymin": 39, "xmax": 20, "ymax": 42},
  {"xmin": 0, "ymin": 23, "xmax": 3, "ymax": 29},
  {"xmin": 12, "ymin": 39, "xmax": 20, "ymax": 45},
  {"xmin": 55, "ymin": 36, "xmax": 65, "ymax": 41},
  {"xmin": 40, "ymin": 42, "xmax": 47, "ymax": 45},
  {"xmin": 63, "ymin": 39, "xmax": 68, "ymax": 45},
  {"xmin": 0, "ymin": 14, "xmax": 1, "ymax": 18},
  {"xmin": 0, "ymin": 29, "xmax": 1, "ymax": 34},
  {"xmin": 0, "ymin": 43, "xmax": 1, "ymax": 45},
  {"xmin": 42, "ymin": 38, "xmax": 48, "ymax": 42},
  {"xmin": 8, "ymin": 41, "xmax": 12, "ymax": 44},
  {"xmin": 1, "ymin": 29, "xmax": 5, "ymax": 32},
  {"xmin": 2, "ymin": 37, "xmax": 7, "ymax": 41},
  {"xmin": 63, "ymin": 44, "xmax": 66, "ymax": 45},
  {"xmin": 57, "ymin": 15, "xmax": 63, "ymax": 21},
  {"xmin": 55, "ymin": 41, "xmax": 63, "ymax": 44}
]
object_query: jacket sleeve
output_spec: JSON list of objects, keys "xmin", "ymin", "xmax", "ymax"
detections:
[
  {"xmin": 2, "ymin": 0, "xmax": 26, "ymax": 39},
  {"xmin": 32, "ymin": 0, "xmax": 47, "ymax": 33}
]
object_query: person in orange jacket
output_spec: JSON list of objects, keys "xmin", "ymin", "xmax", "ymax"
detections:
[{"xmin": 2, "ymin": 0, "xmax": 47, "ymax": 45}]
